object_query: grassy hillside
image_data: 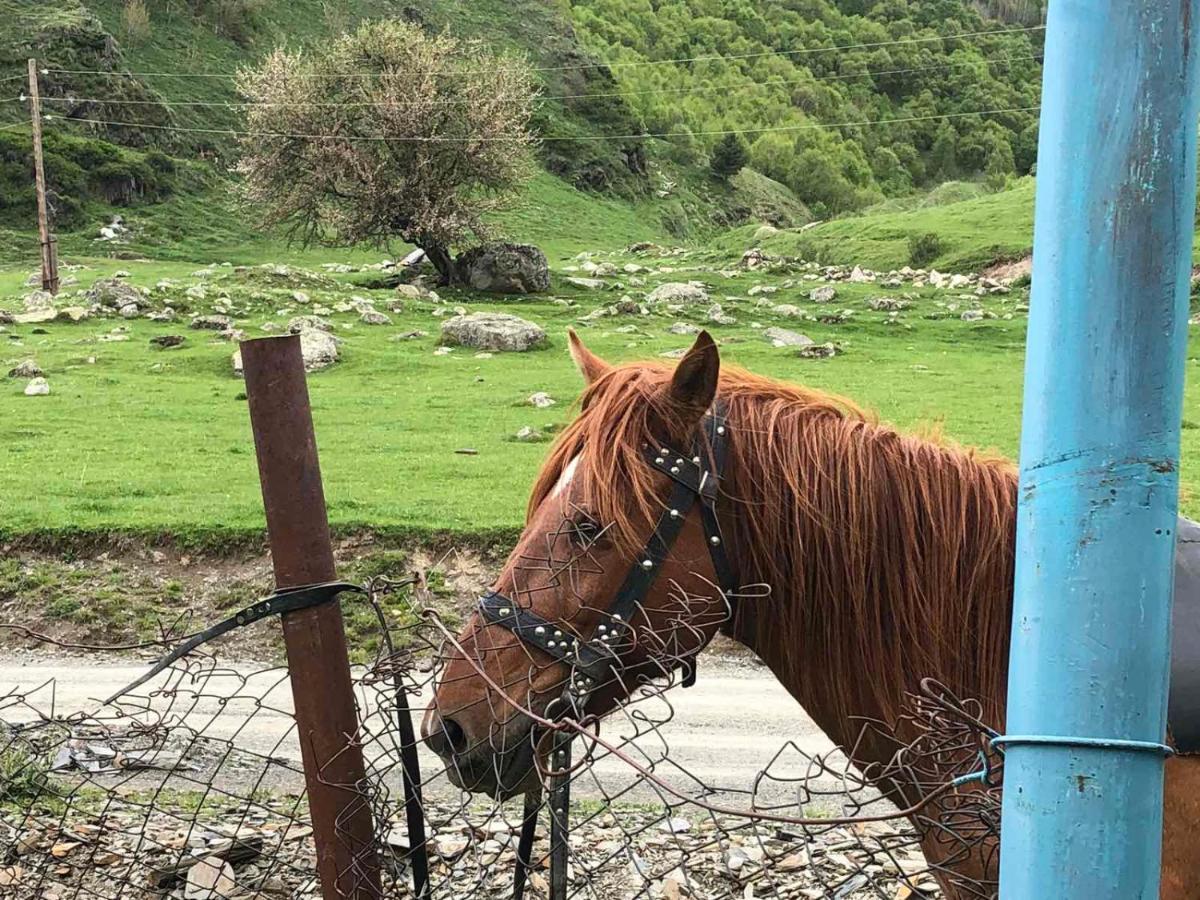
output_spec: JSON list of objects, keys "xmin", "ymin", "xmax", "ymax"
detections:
[
  {"xmin": 713, "ymin": 178, "xmax": 1036, "ymax": 271},
  {"xmin": 0, "ymin": 0, "xmax": 1049, "ymax": 268}
]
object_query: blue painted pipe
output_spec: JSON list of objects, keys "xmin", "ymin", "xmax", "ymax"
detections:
[{"xmin": 999, "ymin": 1, "xmax": 1200, "ymax": 896}]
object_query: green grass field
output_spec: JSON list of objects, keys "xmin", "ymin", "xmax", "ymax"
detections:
[{"xmin": 3, "ymin": 245, "xmax": 1199, "ymax": 546}]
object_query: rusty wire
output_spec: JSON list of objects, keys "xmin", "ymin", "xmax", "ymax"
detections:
[{"xmin": 0, "ymin": 558, "xmax": 1002, "ymax": 900}]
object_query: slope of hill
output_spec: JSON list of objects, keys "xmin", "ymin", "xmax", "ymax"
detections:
[
  {"xmin": 570, "ymin": 0, "xmax": 1044, "ymax": 215},
  {"xmin": 0, "ymin": 0, "xmax": 1043, "ymax": 265}
]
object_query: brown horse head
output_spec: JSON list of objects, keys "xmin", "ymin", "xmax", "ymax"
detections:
[
  {"xmin": 422, "ymin": 330, "xmax": 734, "ymax": 798},
  {"xmin": 423, "ymin": 326, "xmax": 1019, "ymax": 813}
]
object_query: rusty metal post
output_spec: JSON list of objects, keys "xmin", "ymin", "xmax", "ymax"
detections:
[{"xmin": 241, "ymin": 335, "xmax": 381, "ymax": 899}]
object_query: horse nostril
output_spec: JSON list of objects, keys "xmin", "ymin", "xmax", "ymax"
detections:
[
  {"xmin": 425, "ymin": 712, "xmax": 469, "ymax": 758},
  {"xmin": 441, "ymin": 717, "xmax": 468, "ymax": 754}
]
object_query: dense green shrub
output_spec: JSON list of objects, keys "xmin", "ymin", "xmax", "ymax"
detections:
[
  {"xmin": 909, "ymin": 232, "xmax": 944, "ymax": 267},
  {"xmin": 0, "ymin": 131, "xmax": 178, "ymax": 228},
  {"xmin": 710, "ymin": 134, "xmax": 749, "ymax": 180}
]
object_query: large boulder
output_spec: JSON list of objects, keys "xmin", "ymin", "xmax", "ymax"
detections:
[
  {"xmin": 455, "ymin": 243, "xmax": 550, "ymax": 294},
  {"xmin": 647, "ymin": 282, "xmax": 709, "ymax": 304},
  {"xmin": 86, "ymin": 277, "xmax": 146, "ymax": 309},
  {"xmin": 440, "ymin": 312, "xmax": 547, "ymax": 352},
  {"xmin": 232, "ymin": 329, "xmax": 339, "ymax": 375}
]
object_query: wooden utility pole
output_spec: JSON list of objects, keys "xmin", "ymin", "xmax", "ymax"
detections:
[{"xmin": 27, "ymin": 58, "xmax": 58, "ymax": 295}]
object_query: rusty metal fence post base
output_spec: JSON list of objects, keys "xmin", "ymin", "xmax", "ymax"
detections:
[{"xmin": 241, "ymin": 335, "xmax": 382, "ymax": 899}]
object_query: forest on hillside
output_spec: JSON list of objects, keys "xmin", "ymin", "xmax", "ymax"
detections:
[
  {"xmin": 571, "ymin": 0, "xmax": 1044, "ymax": 216},
  {"xmin": 0, "ymin": 0, "xmax": 1045, "ymax": 239}
]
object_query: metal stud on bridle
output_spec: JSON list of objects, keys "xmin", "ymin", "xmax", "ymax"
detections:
[{"xmin": 477, "ymin": 404, "xmax": 737, "ymax": 900}]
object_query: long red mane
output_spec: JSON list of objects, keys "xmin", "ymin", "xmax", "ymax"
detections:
[{"xmin": 528, "ymin": 361, "xmax": 1018, "ymax": 726}]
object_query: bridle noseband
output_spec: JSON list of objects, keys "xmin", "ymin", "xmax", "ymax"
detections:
[{"xmin": 478, "ymin": 403, "xmax": 737, "ymax": 707}]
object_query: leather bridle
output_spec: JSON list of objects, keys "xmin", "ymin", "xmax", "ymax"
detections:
[{"xmin": 474, "ymin": 404, "xmax": 738, "ymax": 898}]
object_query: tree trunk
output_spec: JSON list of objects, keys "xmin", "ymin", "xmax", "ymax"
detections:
[{"xmin": 422, "ymin": 242, "xmax": 456, "ymax": 286}]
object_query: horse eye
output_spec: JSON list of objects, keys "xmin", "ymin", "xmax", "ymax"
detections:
[{"xmin": 568, "ymin": 514, "xmax": 604, "ymax": 547}]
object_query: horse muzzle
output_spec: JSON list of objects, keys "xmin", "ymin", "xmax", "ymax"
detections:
[{"xmin": 423, "ymin": 708, "xmax": 542, "ymax": 800}]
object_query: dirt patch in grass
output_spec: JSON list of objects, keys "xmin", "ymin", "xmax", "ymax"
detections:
[{"xmin": 0, "ymin": 537, "xmax": 497, "ymax": 664}]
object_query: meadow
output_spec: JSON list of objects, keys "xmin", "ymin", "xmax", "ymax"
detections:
[{"xmin": 3, "ymin": 238, "xmax": 1198, "ymax": 548}]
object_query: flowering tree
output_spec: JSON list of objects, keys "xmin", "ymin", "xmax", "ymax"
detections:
[{"xmin": 237, "ymin": 21, "xmax": 536, "ymax": 284}]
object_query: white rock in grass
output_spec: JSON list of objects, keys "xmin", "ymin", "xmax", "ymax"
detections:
[
  {"xmin": 763, "ymin": 327, "xmax": 814, "ymax": 348},
  {"xmin": 647, "ymin": 282, "xmax": 709, "ymax": 304},
  {"xmin": 440, "ymin": 312, "xmax": 547, "ymax": 352},
  {"xmin": 528, "ymin": 392, "xmax": 556, "ymax": 408},
  {"xmin": 23, "ymin": 377, "xmax": 49, "ymax": 396}
]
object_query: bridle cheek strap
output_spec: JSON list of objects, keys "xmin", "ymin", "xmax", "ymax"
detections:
[
  {"xmin": 476, "ymin": 406, "xmax": 734, "ymax": 900},
  {"xmin": 478, "ymin": 405, "xmax": 736, "ymax": 702}
]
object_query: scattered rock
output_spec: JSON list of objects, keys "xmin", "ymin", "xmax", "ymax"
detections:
[
  {"xmin": 667, "ymin": 322, "xmax": 701, "ymax": 336},
  {"xmin": 770, "ymin": 304, "xmax": 805, "ymax": 318},
  {"xmin": 57, "ymin": 307, "xmax": 90, "ymax": 323},
  {"xmin": 740, "ymin": 248, "xmax": 766, "ymax": 269},
  {"xmin": 297, "ymin": 329, "xmax": 340, "ymax": 371},
  {"xmin": 961, "ymin": 309, "xmax": 984, "ymax": 322},
  {"xmin": 513, "ymin": 426, "xmax": 548, "ymax": 443},
  {"xmin": 566, "ymin": 276, "xmax": 606, "ymax": 290},
  {"xmin": 150, "ymin": 335, "xmax": 186, "ymax": 350},
  {"xmin": 232, "ymin": 329, "xmax": 339, "ymax": 375},
  {"xmin": 847, "ymin": 266, "xmax": 873, "ymax": 283},
  {"xmin": 434, "ymin": 835, "xmax": 469, "ymax": 859},
  {"xmin": 440, "ymin": 313, "xmax": 547, "ymax": 352},
  {"xmin": 119, "ymin": 303, "xmax": 142, "ymax": 319},
  {"xmin": 190, "ymin": 315, "xmax": 234, "ymax": 331},
  {"xmin": 23, "ymin": 377, "xmax": 49, "ymax": 396},
  {"xmin": 287, "ymin": 315, "xmax": 332, "ymax": 334},
  {"xmin": 809, "ymin": 286, "xmax": 837, "ymax": 303},
  {"xmin": 86, "ymin": 277, "xmax": 144, "ymax": 309},
  {"xmin": 659, "ymin": 348, "xmax": 689, "ymax": 359},
  {"xmin": 816, "ymin": 310, "xmax": 852, "ymax": 325},
  {"xmin": 359, "ymin": 309, "xmax": 391, "ymax": 325},
  {"xmin": 455, "ymin": 243, "xmax": 550, "ymax": 293},
  {"xmin": 395, "ymin": 283, "xmax": 425, "ymax": 300},
  {"xmin": 527, "ymin": 392, "xmax": 555, "ymax": 408},
  {"xmin": 13, "ymin": 308, "xmax": 56, "ymax": 325},
  {"xmin": 868, "ymin": 297, "xmax": 910, "ymax": 312},
  {"xmin": 8, "ymin": 359, "xmax": 42, "ymax": 378},
  {"xmin": 648, "ymin": 282, "xmax": 709, "ymax": 305},
  {"xmin": 764, "ymin": 328, "xmax": 814, "ymax": 349},
  {"xmin": 184, "ymin": 859, "xmax": 236, "ymax": 900},
  {"xmin": 704, "ymin": 303, "xmax": 737, "ymax": 326},
  {"xmin": 23, "ymin": 290, "xmax": 53, "ymax": 311},
  {"xmin": 753, "ymin": 224, "xmax": 779, "ymax": 241},
  {"xmin": 797, "ymin": 342, "xmax": 841, "ymax": 359}
]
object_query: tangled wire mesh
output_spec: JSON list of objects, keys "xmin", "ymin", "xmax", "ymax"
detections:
[{"xmin": 0, "ymin": 571, "xmax": 1002, "ymax": 899}]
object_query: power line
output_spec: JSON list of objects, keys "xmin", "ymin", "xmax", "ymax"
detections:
[
  {"xmin": 55, "ymin": 104, "xmax": 1041, "ymax": 143},
  {"xmin": 25, "ymin": 53, "xmax": 1042, "ymax": 111},
  {"xmin": 41, "ymin": 23, "xmax": 1046, "ymax": 80}
]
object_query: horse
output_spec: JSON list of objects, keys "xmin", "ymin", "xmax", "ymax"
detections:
[{"xmin": 421, "ymin": 330, "xmax": 1200, "ymax": 897}]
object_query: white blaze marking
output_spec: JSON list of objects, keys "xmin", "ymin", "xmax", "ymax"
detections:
[{"xmin": 551, "ymin": 455, "xmax": 581, "ymax": 499}]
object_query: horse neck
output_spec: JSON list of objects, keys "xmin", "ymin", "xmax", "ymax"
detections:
[{"xmin": 720, "ymin": 416, "xmax": 1018, "ymax": 764}]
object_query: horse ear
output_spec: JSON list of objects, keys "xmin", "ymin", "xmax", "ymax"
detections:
[
  {"xmin": 666, "ymin": 331, "xmax": 720, "ymax": 419},
  {"xmin": 567, "ymin": 328, "xmax": 611, "ymax": 384}
]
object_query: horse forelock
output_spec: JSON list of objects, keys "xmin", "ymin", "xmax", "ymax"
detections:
[{"xmin": 527, "ymin": 360, "xmax": 1018, "ymax": 732}]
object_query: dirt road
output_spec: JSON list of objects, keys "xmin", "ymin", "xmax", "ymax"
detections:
[{"xmin": 1, "ymin": 656, "xmax": 840, "ymax": 807}]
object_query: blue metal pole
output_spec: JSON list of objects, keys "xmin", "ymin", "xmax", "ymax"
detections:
[{"xmin": 999, "ymin": 1, "xmax": 1200, "ymax": 896}]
